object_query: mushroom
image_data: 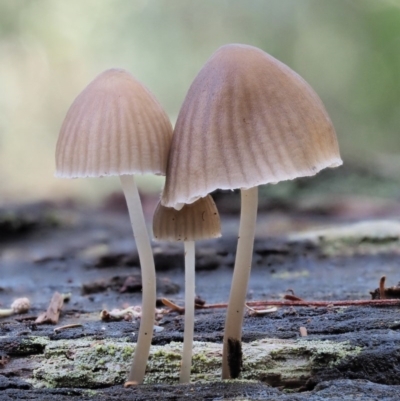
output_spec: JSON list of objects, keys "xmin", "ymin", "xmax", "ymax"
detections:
[
  {"xmin": 161, "ymin": 44, "xmax": 342, "ymax": 379},
  {"xmin": 0, "ymin": 297, "xmax": 31, "ymax": 318},
  {"xmin": 153, "ymin": 195, "xmax": 221, "ymax": 382},
  {"xmin": 55, "ymin": 68, "xmax": 173, "ymax": 384}
]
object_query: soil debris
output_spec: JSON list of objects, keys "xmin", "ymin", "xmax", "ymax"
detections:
[
  {"xmin": 81, "ymin": 275, "xmax": 180, "ymax": 295},
  {"xmin": 245, "ymin": 304, "xmax": 278, "ymax": 316},
  {"xmin": 194, "ymin": 295, "xmax": 206, "ymax": 307},
  {"xmin": 299, "ymin": 327, "xmax": 308, "ymax": 337},
  {"xmin": 283, "ymin": 294, "xmax": 304, "ymax": 302},
  {"xmin": 0, "ymin": 355, "xmax": 10, "ymax": 367},
  {"xmin": 119, "ymin": 275, "xmax": 141, "ymax": 293},
  {"xmin": 100, "ymin": 306, "xmax": 165, "ymax": 322},
  {"xmin": 370, "ymin": 275, "xmax": 400, "ymax": 300},
  {"xmin": 35, "ymin": 292, "xmax": 67, "ymax": 325}
]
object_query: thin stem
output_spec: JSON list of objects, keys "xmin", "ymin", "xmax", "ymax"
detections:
[
  {"xmin": 222, "ymin": 187, "xmax": 258, "ymax": 379},
  {"xmin": 0, "ymin": 309, "xmax": 14, "ymax": 318},
  {"xmin": 120, "ymin": 175, "xmax": 156, "ymax": 385},
  {"xmin": 180, "ymin": 240, "xmax": 195, "ymax": 383}
]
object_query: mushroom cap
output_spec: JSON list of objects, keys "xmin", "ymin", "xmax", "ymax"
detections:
[
  {"xmin": 56, "ymin": 68, "xmax": 173, "ymax": 178},
  {"xmin": 153, "ymin": 195, "xmax": 221, "ymax": 242},
  {"xmin": 11, "ymin": 297, "xmax": 31, "ymax": 314},
  {"xmin": 162, "ymin": 44, "xmax": 342, "ymax": 208}
]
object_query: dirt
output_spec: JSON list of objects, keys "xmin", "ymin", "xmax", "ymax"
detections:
[{"xmin": 1, "ymin": 191, "xmax": 400, "ymax": 399}]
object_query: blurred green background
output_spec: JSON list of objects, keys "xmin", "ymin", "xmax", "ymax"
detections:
[{"xmin": 1, "ymin": 0, "xmax": 400, "ymax": 203}]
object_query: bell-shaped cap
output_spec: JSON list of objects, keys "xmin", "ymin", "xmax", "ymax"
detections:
[
  {"xmin": 56, "ymin": 68, "xmax": 173, "ymax": 178},
  {"xmin": 162, "ymin": 44, "xmax": 342, "ymax": 208},
  {"xmin": 153, "ymin": 195, "xmax": 221, "ymax": 242}
]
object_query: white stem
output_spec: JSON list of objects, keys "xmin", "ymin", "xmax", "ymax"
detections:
[
  {"xmin": 180, "ymin": 240, "xmax": 195, "ymax": 383},
  {"xmin": 120, "ymin": 175, "xmax": 156, "ymax": 384},
  {"xmin": 222, "ymin": 186, "xmax": 258, "ymax": 379},
  {"xmin": 0, "ymin": 309, "xmax": 14, "ymax": 318}
]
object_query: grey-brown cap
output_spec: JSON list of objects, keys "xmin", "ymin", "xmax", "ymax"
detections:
[
  {"xmin": 153, "ymin": 195, "xmax": 221, "ymax": 242},
  {"xmin": 56, "ymin": 68, "xmax": 173, "ymax": 178},
  {"xmin": 162, "ymin": 44, "xmax": 342, "ymax": 208}
]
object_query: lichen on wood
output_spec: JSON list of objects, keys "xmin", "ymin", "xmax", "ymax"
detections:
[{"xmin": 29, "ymin": 337, "xmax": 360, "ymax": 389}]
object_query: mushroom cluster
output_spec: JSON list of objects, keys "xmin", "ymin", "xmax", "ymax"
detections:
[
  {"xmin": 161, "ymin": 43, "xmax": 342, "ymax": 379},
  {"xmin": 56, "ymin": 43, "xmax": 342, "ymax": 385}
]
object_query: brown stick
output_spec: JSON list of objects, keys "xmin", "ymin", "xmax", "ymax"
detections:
[
  {"xmin": 197, "ymin": 298, "xmax": 400, "ymax": 310},
  {"xmin": 35, "ymin": 292, "xmax": 65, "ymax": 324},
  {"xmin": 161, "ymin": 298, "xmax": 185, "ymax": 314},
  {"xmin": 54, "ymin": 324, "xmax": 83, "ymax": 333}
]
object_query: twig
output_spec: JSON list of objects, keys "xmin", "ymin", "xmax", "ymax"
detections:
[
  {"xmin": 245, "ymin": 304, "xmax": 277, "ymax": 316},
  {"xmin": 161, "ymin": 298, "xmax": 184, "ymax": 314},
  {"xmin": 197, "ymin": 298, "xmax": 400, "ymax": 309},
  {"xmin": 54, "ymin": 324, "xmax": 83, "ymax": 333}
]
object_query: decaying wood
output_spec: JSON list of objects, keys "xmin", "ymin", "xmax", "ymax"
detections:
[
  {"xmin": 3, "ymin": 199, "xmax": 400, "ymax": 400},
  {"xmin": 0, "ymin": 335, "xmax": 361, "ymax": 388}
]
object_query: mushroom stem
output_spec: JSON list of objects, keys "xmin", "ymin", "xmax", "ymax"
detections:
[
  {"xmin": 0, "ymin": 309, "xmax": 14, "ymax": 318},
  {"xmin": 120, "ymin": 174, "xmax": 156, "ymax": 384},
  {"xmin": 180, "ymin": 240, "xmax": 195, "ymax": 383},
  {"xmin": 0, "ymin": 297, "xmax": 31, "ymax": 318},
  {"xmin": 222, "ymin": 186, "xmax": 258, "ymax": 379}
]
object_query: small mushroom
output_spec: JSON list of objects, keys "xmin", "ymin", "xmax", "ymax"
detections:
[
  {"xmin": 161, "ymin": 44, "xmax": 342, "ymax": 379},
  {"xmin": 0, "ymin": 298, "xmax": 31, "ymax": 318},
  {"xmin": 153, "ymin": 195, "xmax": 221, "ymax": 382},
  {"xmin": 55, "ymin": 68, "xmax": 173, "ymax": 384}
]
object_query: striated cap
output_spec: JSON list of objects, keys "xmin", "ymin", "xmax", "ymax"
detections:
[
  {"xmin": 153, "ymin": 195, "xmax": 221, "ymax": 242},
  {"xmin": 56, "ymin": 68, "xmax": 173, "ymax": 178},
  {"xmin": 162, "ymin": 44, "xmax": 342, "ymax": 208}
]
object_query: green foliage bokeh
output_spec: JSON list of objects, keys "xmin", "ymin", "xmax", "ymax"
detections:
[{"xmin": 0, "ymin": 0, "xmax": 399, "ymax": 201}]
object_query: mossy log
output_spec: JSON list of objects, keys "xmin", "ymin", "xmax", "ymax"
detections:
[{"xmin": 4, "ymin": 337, "xmax": 357, "ymax": 388}]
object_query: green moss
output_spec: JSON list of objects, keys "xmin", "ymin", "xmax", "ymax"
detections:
[
  {"xmin": 84, "ymin": 389, "xmax": 98, "ymax": 397},
  {"xmin": 289, "ymin": 221, "xmax": 400, "ymax": 256},
  {"xmin": 271, "ymin": 270, "xmax": 310, "ymax": 280},
  {"xmin": 29, "ymin": 337, "xmax": 361, "ymax": 389},
  {"xmin": 13, "ymin": 336, "xmax": 50, "ymax": 355},
  {"xmin": 152, "ymin": 347, "xmax": 181, "ymax": 361}
]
